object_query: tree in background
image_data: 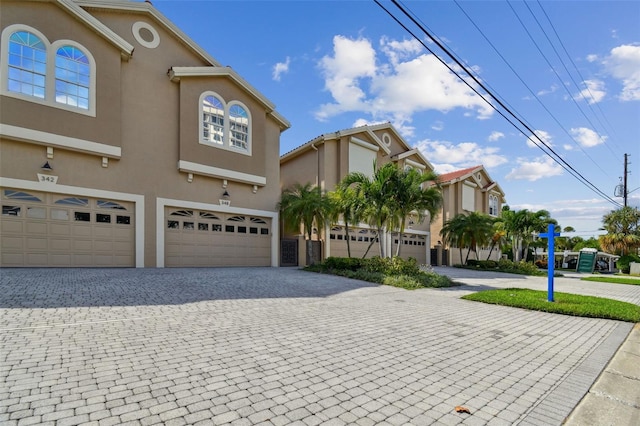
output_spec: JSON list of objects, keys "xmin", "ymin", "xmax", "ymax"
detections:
[
  {"xmin": 341, "ymin": 163, "xmax": 398, "ymax": 258},
  {"xmin": 327, "ymin": 183, "xmax": 362, "ymax": 258},
  {"xmin": 279, "ymin": 182, "xmax": 331, "ymax": 264},
  {"xmin": 599, "ymin": 206, "xmax": 640, "ymax": 255},
  {"xmin": 388, "ymin": 168, "xmax": 442, "ymax": 257},
  {"xmin": 440, "ymin": 212, "xmax": 494, "ymax": 264},
  {"xmin": 501, "ymin": 206, "xmax": 556, "ymax": 261}
]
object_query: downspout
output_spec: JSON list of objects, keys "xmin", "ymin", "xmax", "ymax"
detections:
[{"xmin": 311, "ymin": 143, "xmax": 319, "ymax": 187}]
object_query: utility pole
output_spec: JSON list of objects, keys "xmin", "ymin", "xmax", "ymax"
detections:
[{"xmin": 623, "ymin": 153, "xmax": 628, "ymax": 207}]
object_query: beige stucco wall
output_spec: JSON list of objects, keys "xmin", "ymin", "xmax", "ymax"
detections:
[{"xmin": 1, "ymin": 1, "xmax": 286, "ymax": 267}]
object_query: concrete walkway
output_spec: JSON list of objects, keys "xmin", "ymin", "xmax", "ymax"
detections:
[{"xmin": 1, "ymin": 267, "xmax": 639, "ymax": 425}]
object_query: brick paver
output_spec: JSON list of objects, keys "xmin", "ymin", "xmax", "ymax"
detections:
[{"xmin": 2, "ymin": 267, "xmax": 639, "ymax": 425}]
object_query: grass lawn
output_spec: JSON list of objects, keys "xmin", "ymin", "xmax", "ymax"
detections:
[
  {"xmin": 462, "ymin": 288, "xmax": 640, "ymax": 323},
  {"xmin": 581, "ymin": 276, "xmax": 640, "ymax": 286}
]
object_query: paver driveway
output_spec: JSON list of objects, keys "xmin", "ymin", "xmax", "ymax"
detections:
[{"xmin": 0, "ymin": 267, "xmax": 635, "ymax": 425}]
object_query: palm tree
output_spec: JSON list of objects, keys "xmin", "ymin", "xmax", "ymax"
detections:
[
  {"xmin": 599, "ymin": 206, "xmax": 640, "ymax": 255},
  {"xmin": 389, "ymin": 168, "xmax": 442, "ymax": 257},
  {"xmin": 341, "ymin": 162, "xmax": 399, "ymax": 258},
  {"xmin": 501, "ymin": 206, "xmax": 555, "ymax": 261},
  {"xmin": 486, "ymin": 223, "xmax": 506, "ymax": 261},
  {"xmin": 440, "ymin": 214, "xmax": 470, "ymax": 265},
  {"xmin": 327, "ymin": 183, "xmax": 363, "ymax": 258},
  {"xmin": 278, "ymin": 182, "xmax": 331, "ymax": 264}
]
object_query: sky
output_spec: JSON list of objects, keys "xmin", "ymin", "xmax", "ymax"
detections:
[{"xmin": 151, "ymin": 0, "xmax": 640, "ymax": 238}]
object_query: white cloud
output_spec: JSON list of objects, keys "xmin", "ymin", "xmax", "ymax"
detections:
[
  {"xmin": 570, "ymin": 127, "xmax": 607, "ymax": 147},
  {"xmin": 526, "ymin": 130, "xmax": 553, "ymax": 149},
  {"xmin": 537, "ymin": 84, "xmax": 558, "ymax": 96},
  {"xmin": 316, "ymin": 35, "xmax": 494, "ymax": 131},
  {"xmin": 272, "ymin": 56, "xmax": 291, "ymax": 81},
  {"xmin": 586, "ymin": 54, "xmax": 598, "ymax": 63},
  {"xmin": 505, "ymin": 157, "xmax": 563, "ymax": 181},
  {"xmin": 488, "ymin": 131, "xmax": 504, "ymax": 142},
  {"xmin": 563, "ymin": 144, "xmax": 574, "ymax": 151},
  {"xmin": 431, "ymin": 121, "xmax": 444, "ymax": 131},
  {"xmin": 575, "ymin": 79, "xmax": 606, "ymax": 104},
  {"xmin": 415, "ymin": 139, "xmax": 508, "ymax": 171},
  {"xmin": 604, "ymin": 44, "xmax": 640, "ymax": 101},
  {"xmin": 316, "ymin": 36, "xmax": 377, "ymax": 120}
]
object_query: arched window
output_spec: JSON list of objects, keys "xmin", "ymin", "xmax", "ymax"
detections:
[
  {"xmin": 7, "ymin": 30, "xmax": 46, "ymax": 98},
  {"xmin": 229, "ymin": 103, "xmax": 249, "ymax": 151},
  {"xmin": 55, "ymin": 45, "xmax": 90, "ymax": 109},
  {"xmin": 202, "ymin": 94, "xmax": 224, "ymax": 145},
  {"xmin": 2, "ymin": 25, "xmax": 96, "ymax": 115},
  {"xmin": 199, "ymin": 93, "xmax": 252, "ymax": 155},
  {"xmin": 489, "ymin": 195, "xmax": 498, "ymax": 216}
]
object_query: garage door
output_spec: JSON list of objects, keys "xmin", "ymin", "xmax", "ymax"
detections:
[
  {"xmin": 0, "ymin": 188, "xmax": 135, "ymax": 267},
  {"xmin": 392, "ymin": 233, "xmax": 427, "ymax": 264},
  {"xmin": 164, "ymin": 208, "xmax": 271, "ymax": 267}
]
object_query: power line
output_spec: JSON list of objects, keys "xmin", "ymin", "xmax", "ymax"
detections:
[
  {"xmin": 374, "ymin": 0, "xmax": 622, "ymax": 208},
  {"xmin": 510, "ymin": 0, "xmax": 620, "ymax": 162},
  {"xmin": 535, "ymin": 0, "xmax": 625, "ymax": 155},
  {"xmin": 453, "ymin": 0, "xmax": 615, "ymax": 181}
]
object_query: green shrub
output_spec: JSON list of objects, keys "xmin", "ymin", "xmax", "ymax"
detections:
[
  {"xmin": 616, "ymin": 254, "xmax": 640, "ymax": 274},
  {"xmin": 481, "ymin": 260, "xmax": 498, "ymax": 269},
  {"xmin": 362, "ymin": 256, "xmax": 421, "ymax": 275},
  {"xmin": 323, "ymin": 256, "xmax": 364, "ymax": 271},
  {"xmin": 304, "ymin": 256, "xmax": 456, "ymax": 289},
  {"xmin": 496, "ymin": 259, "xmax": 544, "ymax": 276}
]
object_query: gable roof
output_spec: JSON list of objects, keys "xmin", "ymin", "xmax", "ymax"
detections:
[
  {"xmin": 438, "ymin": 165, "xmax": 506, "ymax": 199},
  {"xmin": 170, "ymin": 67, "xmax": 290, "ymax": 130},
  {"xmin": 438, "ymin": 165, "xmax": 483, "ymax": 184},
  {"xmin": 281, "ymin": 122, "xmax": 433, "ymax": 170},
  {"xmin": 74, "ymin": 0, "xmax": 218, "ymax": 65}
]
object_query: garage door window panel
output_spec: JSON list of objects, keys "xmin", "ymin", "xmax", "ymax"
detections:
[
  {"xmin": 96, "ymin": 213, "xmax": 111, "ymax": 223},
  {"xmin": 51, "ymin": 209, "xmax": 69, "ymax": 220},
  {"xmin": 74, "ymin": 212, "xmax": 90, "ymax": 222},
  {"xmin": 26, "ymin": 207, "xmax": 46, "ymax": 219},
  {"xmin": 116, "ymin": 215, "xmax": 130, "ymax": 225},
  {"xmin": 56, "ymin": 197, "xmax": 89, "ymax": 207},
  {"xmin": 98, "ymin": 200, "xmax": 127, "ymax": 210},
  {"xmin": 167, "ymin": 220, "xmax": 179, "ymax": 229},
  {"xmin": 4, "ymin": 190, "xmax": 42, "ymax": 202},
  {"xmin": 198, "ymin": 223, "xmax": 209, "ymax": 231},
  {"xmin": 2, "ymin": 205, "xmax": 21, "ymax": 216}
]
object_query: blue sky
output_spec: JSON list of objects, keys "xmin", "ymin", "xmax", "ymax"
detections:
[{"xmin": 152, "ymin": 0, "xmax": 640, "ymax": 238}]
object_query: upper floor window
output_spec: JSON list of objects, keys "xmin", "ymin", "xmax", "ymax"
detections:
[
  {"xmin": 55, "ymin": 45, "xmax": 90, "ymax": 109},
  {"xmin": 489, "ymin": 195, "xmax": 499, "ymax": 216},
  {"xmin": 1, "ymin": 25, "xmax": 96, "ymax": 116},
  {"xmin": 202, "ymin": 95, "xmax": 224, "ymax": 145},
  {"xmin": 229, "ymin": 104, "xmax": 249, "ymax": 150},
  {"xmin": 200, "ymin": 91, "xmax": 251, "ymax": 155},
  {"xmin": 7, "ymin": 30, "xmax": 46, "ymax": 98}
]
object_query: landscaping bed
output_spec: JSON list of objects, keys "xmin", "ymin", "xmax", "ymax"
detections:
[{"xmin": 304, "ymin": 256, "xmax": 457, "ymax": 290}]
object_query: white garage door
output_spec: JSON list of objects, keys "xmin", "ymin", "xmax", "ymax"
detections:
[
  {"xmin": 164, "ymin": 208, "xmax": 271, "ymax": 267},
  {"xmin": 0, "ymin": 188, "xmax": 135, "ymax": 267}
]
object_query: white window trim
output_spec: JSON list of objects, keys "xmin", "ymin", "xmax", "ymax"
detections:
[
  {"xmin": 199, "ymin": 91, "xmax": 252, "ymax": 156},
  {"xmin": 1, "ymin": 24, "xmax": 97, "ymax": 117}
]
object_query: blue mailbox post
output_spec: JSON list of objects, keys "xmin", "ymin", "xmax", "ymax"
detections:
[{"xmin": 538, "ymin": 223, "xmax": 561, "ymax": 302}]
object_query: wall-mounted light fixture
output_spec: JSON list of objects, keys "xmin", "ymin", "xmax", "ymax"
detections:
[
  {"xmin": 222, "ymin": 190, "xmax": 230, "ymax": 199},
  {"xmin": 41, "ymin": 161, "xmax": 53, "ymax": 171}
]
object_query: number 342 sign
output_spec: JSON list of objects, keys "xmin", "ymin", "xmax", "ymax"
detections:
[{"xmin": 37, "ymin": 173, "xmax": 59, "ymax": 184}]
